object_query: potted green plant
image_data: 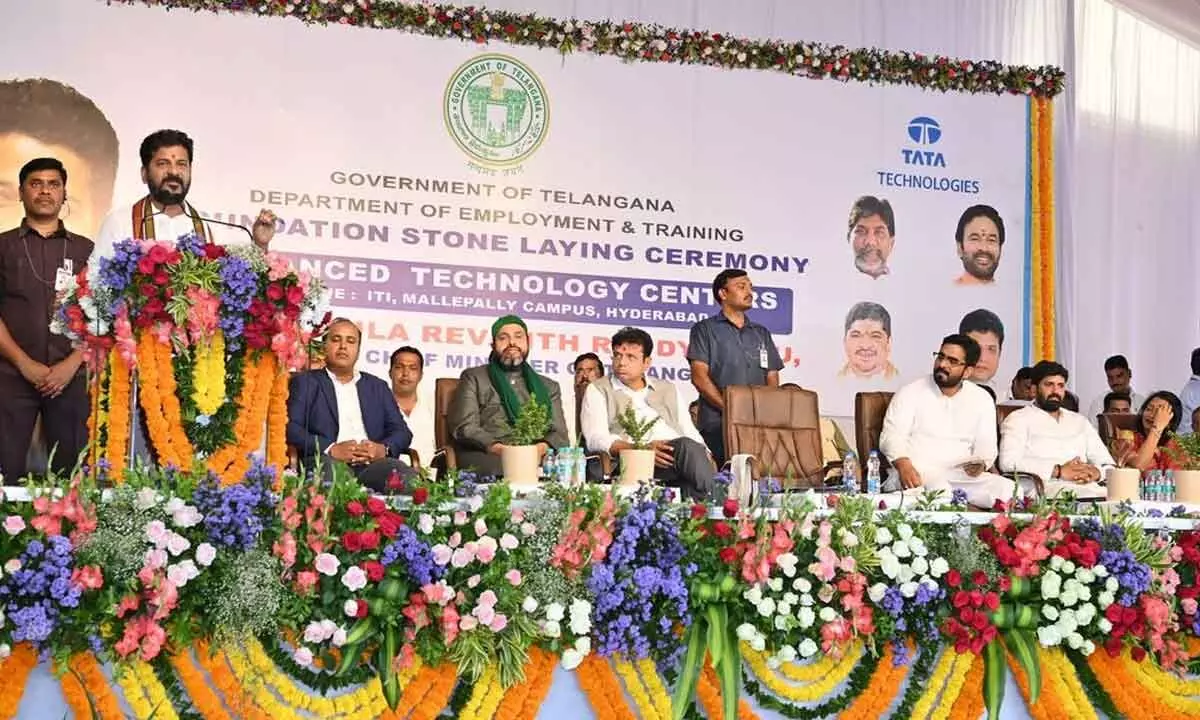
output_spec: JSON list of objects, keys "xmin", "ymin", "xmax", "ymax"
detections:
[
  {"xmin": 1168, "ymin": 432, "xmax": 1200, "ymax": 504},
  {"xmin": 500, "ymin": 398, "xmax": 551, "ymax": 486},
  {"xmin": 616, "ymin": 404, "xmax": 658, "ymax": 486}
]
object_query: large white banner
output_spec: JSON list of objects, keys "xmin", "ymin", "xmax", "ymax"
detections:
[{"xmin": 1, "ymin": 0, "xmax": 1030, "ymax": 425}]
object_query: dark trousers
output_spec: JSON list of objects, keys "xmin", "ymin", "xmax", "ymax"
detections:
[
  {"xmin": 454, "ymin": 448, "xmax": 502, "ymax": 479},
  {"xmin": 700, "ymin": 425, "xmax": 726, "ymax": 468},
  {"xmin": 0, "ymin": 369, "xmax": 88, "ymax": 484},
  {"xmin": 305, "ymin": 455, "xmax": 418, "ymax": 493},
  {"xmin": 653, "ymin": 437, "xmax": 717, "ymax": 501}
]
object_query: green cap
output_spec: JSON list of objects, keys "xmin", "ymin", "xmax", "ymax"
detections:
[{"xmin": 491, "ymin": 314, "xmax": 527, "ymax": 338}]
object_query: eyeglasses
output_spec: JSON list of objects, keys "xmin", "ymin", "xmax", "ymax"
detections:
[{"xmin": 933, "ymin": 352, "xmax": 966, "ymax": 368}]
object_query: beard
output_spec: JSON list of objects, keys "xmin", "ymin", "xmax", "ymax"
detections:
[
  {"xmin": 962, "ymin": 251, "xmax": 998, "ymax": 280},
  {"xmin": 933, "ymin": 368, "xmax": 960, "ymax": 388},
  {"xmin": 1035, "ymin": 395, "xmax": 1063, "ymax": 412},
  {"xmin": 854, "ymin": 248, "xmax": 886, "ymax": 275},
  {"xmin": 492, "ymin": 347, "xmax": 526, "ymax": 370},
  {"xmin": 150, "ymin": 174, "xmax": 189, "ymax": 206}
]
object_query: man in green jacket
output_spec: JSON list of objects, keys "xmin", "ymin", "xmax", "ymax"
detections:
[{"xmin": 448, "ymin": 315, "xmax": 569, "ymax": 477}]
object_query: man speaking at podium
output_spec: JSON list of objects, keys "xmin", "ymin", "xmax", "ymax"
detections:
[{"xmin": 91, "ymin": 129, "xmax": 276, "ymax": 262}]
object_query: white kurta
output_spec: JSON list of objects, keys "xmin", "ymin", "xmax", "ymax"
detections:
[
  {"xmin": 879, "ymin": 377, "xmax": 1015, "ymax": 506},
  {"xmin": 328, "ymin": 370, "xmax": 368, "ymax": 444},
  {"xmin": 999, "ymin": 405, "xmax": 1115, "ymax": 499},
  {"xmin": 580, "ymin": 376, "xmax": 704, "ymax": 454},
  {"xmin": 91, "ymin": 200, "xmax": 246, "ymax": 263},
  {"xmin": 399, "ymin": 395, "xmax": 436, "ymax": 467}
]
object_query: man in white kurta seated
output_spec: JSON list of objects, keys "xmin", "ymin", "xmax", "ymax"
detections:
[
  {"xmin": 880, "ymin": 334, "xmax": 1016, "ymax": 507},
  {"xmin": 999, "ymin": 360, "xmax": 1114, "ymax": 499},
  {"xmin": 581, "ymin": 326, "xmax": 714, "ymax": 499}
]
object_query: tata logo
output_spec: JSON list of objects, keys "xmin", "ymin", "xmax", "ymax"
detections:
[{"xmin": 902, "ymin": 116, "xmax": 945, "ymax": 167}]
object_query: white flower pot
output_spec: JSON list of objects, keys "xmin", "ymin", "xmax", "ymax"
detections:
[
  {"xmin": 1106, "ymin": 467, "xmax": 1140, "ymax": 503},
  {"xmin": 501, "ymin": 444, "xmax": 541, "ymax": 487},
  {"xmin": 619, "ymin": 448, "xmax": 657, "ymax": 486},
  {"xmin": 1175, "ymin": 469, "xmax": 1200, "ymax": 504}
]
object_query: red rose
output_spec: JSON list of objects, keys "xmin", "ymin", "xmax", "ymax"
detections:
[
  {"xmin": 286, "ymin": 285, "xmax": 304, "ymax": 305},
  {"xmin": 718, "ymin": 547, "xmax": 738, "ymax": 564},
  {"xmin": 387, "ymin": 470, "xmax": 405, "ymax": 491},
  {"xmin": 355, "ymin": 598, "xmax": 369, "ymax": 618},
  {"xmin": 711, "ymin": 521, "xmax": 733, "ymax": 539},
  {"xmin": 267, "ymin": 283, "xmax": 285, "ymax": 301},
  {"xmin": 690, "ymin": 504, "xmax": 707, "ymax": 520},
  {"xmin": 952, "ymin": 591, "xmax": 970, "ymax": 609},
  {"xmin": 983, "ymin": 593, "xmax": 1000, "ymax": 611},
  {"xmin": 346, "ymin": 501, "xmax": 365, "ymax": 517},
  {"xmin": 721, "ymin": 498, "xmax": 738, "ymax": 518},
  {"xmin": 946, "ymin": 569, "xmax": 962, "ymax": 588},
  {"xmin": 412, "ymin": 488, "xmax": 429, "ymax": 505},
  {"xmin": 147, "ymin": 245, "xmax": 168, "ymax": 264},
  {"xmin": 377, "ymin": 512, "xmax": 404, "ymax": 539},
  {"xmin": 991, "ymin": 499, "xmax": 1008, "ymax": 513},
  {"xmin": 152, "ymin": 271, "xmax": 169, "ymax": 286},
  {"xmin": 1130, "ymin": 646, "xmax": 1146, "ymax": 663},
  {"xmin": 998, "ymin": 576, "xmax": 1012, "ymax": 593},
  {"xmin": 137, "ymin": 257, "xmax": 156, "ymax": 275},
  {"xmin": 342, "ymin": 532, "xmax": 362, "ymax": 552},
  {"xmin": 362, "ymin": 560, "xmax": 385, "ymax": 582},
  {"xmin": 358, "ymin": 531, "xmax": 380, "ymax": 551},
  {"xmin": 203, "ymin": 244, "xmax": 226, "ymax": 260},
  {"xmin": 140, "ymin": 283, "xmax": 158, "ymax": 298},
  {"xmin": 366, "ymin": 497, "xmax": 386, "ymax": 517},
  {"xmin": 971, "ymin": 570, "xmax": 989, "ymax": 587}
]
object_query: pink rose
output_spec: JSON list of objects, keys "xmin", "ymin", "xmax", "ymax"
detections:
[
  {"xmin": 195, "ymin": 543, "xmax": 217, "ymax": 567},
  {"xmin": 474, "ymin": 518, "xmax": 488, "ymax": 536},
  {"xmin": 460, "ymin": 615, "xmax": 479, "ymax": 631},
  {"xmin": 475, "ymin": 537, "xmax": 497, "ymax": 564},
  {"xmin": 144, "ymin": 548, "xmax": 168, "ymax": 571},
  {"xmin": 474, "ymin": 605, "xmax": 496, "ymax": 626},
  {"xmin": 505, "ymin": 569, "xmax": 522, "ymax": 586},
  {"xmin": 314, "ymin": 553, "xmax": 340, "ymax": 576},
  {"xmin": 520, "ymin": 522, "xmax": 537, "ymax": 537},
  {"xmin": 293, "ymin": 647, "xmax": 314, "ymax": 667},
  {"xmin": 448, "ymin": 532, "xmax": 462, "ymax": 548},
  {"xmin": 490, "ymin": 613, "xmax": 508, "ymax": 632},
  {"xmin": 500, "ymin": 533, "xmax": 519, "ymax": 551},
  {"xmin": 295, "ymin": 571, "xmax": 318, "ymax": 593},
  {"xmin": 454, "ymin": 511, "xmax": 468, "ymax": 526},
  {"xmin": 3, "ymin": 516, "xmax": 25, "ymax": 536},
  {"xmin": 1182, "ymin": 598, "xmax": 1198, "ymax": 616},
  {"xmin": 467, "ymin": 574, "xmax": 481, "ymax": 588},
  {"xmin": 431, "ymin": 544, "xmax": 453, "ymax": 566},
  {"xmin": 341, "ymin": 566, "xmax": 368, "ymax": 591},
  {"xmin": 145, "ymin": 520, "xmax": 169, "ymax": 547},
  {"xmin": 478, "ymin": 590, "xmax": 498, "ymax": 608},
  {"xmin": 451, "ymin": 547, "xmax": 474, "ymax": 568}
]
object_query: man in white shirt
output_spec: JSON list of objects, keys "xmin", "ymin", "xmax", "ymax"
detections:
[
  {"xmin": 1179, "ymin": 348, "xmax": 1200, "ymax": 435},
  {"xmin": 879, "ymin": 334, "xmax": 1015, "ymax": 507},
  {"xmin": 389, "ymin": 345, "xmax": 435, "ymax": 467},
  {"xmin": 1000, "ymin": 360, "xmax": 1114, "ymax": 500},
  {"xmin": 90, "ymin": 129, "xmax": 276, "ymax": 263},
  {"xmin": 286, "ymin": 318, "xmax": 414, "ymax": 491},
  {"xmin": 582, "ymin": 327, "xmax": 714, "ymax": 499},
  {"xmin": 1085, "ymin": 354, "xmax": 1145, "ymax": 427}
]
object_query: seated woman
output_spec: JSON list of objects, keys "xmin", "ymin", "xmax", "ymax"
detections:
[{"xmin": 1117, "ymin": 391, "xmax": 1184, "ymax": 471}]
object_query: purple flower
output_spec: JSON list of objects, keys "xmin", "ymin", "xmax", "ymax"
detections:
[
  {"xmin": 951, "ymin": 489, "xmax": 968, "ymax": 506},
  {"xmin": 381, "ymin": 525, "xmax": 443, "ymax": 586},
  {"xmin": 175, "ymin": 232, "xmax": 207, "ymax": 257},
  {"xmin": 587, "ymin": 495, "xmax": 693, "ymax": 666},
  {"xmin": 217, "ymin": 254, "xmax": 258, "ymax": 348},
  {"xmin": 1098, "ymin": 549, "xmax": 1152, "ymax": 606},
  {"xmin": 97, "ymin": 240, "xmax": 143, "ymax": 293},
  {"xmin": 0, "ymin": 533, "xmax": 80, "ymax": 647},
  {"xmin": 891, "ymin": 638, "xmax": 911, "ymax": 666},
  {"xmin": 193, "ymin": 458, "xmax": 278, "ymax": 550}
]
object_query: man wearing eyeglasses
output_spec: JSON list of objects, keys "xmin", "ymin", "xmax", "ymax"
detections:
[{"xmin": 878, "ymin": 333, "xmax": 1016, "ymax": 507}]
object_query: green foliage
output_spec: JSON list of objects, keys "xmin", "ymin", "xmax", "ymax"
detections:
[
  {"xmin": 616, "ymin": 403, "xmax": 658, "ymax": 449},
  {"xmin": 511, "ymin": 398, "xmax": 551, "ymax": 446},
  {"xmin": 172, "ymin": 348, "xmax": 246, "ymax": 456},
  {"xmin": 1169, "ymin": 432, "xmax": 1200, "ymax": 470}
]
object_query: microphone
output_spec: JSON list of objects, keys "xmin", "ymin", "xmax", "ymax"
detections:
[{"xmin": 140, "ymin": 203, "xmax": 259, "ymax": 246}]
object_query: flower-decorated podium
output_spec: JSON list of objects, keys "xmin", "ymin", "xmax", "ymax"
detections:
[{"xmin": 54, "ymin": 234, "xmax": 328, "ymax": 484}]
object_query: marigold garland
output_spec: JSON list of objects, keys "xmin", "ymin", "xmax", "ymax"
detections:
[
  {"xmin": 615, "ymin": 657, "xmax": 662, "ymax": 720},
  {"xmin": 941, "ymin": 651, "xmax": 984, "ymax": 720},
  {"xmin": 697, "ymin": 661, "xmax": 758, "ymax": 720},
  {"xmin": 110, "ymin": 1, "xmax": 1066, "ymax": 97},
  {"xmin": 836, "ymin": 643, "xmax": 906, "ymax": 719},
  {"xmin": 57, "ymin": 653, "xmax": 124, "ymax": 720},
  {"xmin": 635, "ymin": 657, "xmax": 673, "ymax": 720},
  {"xmin": 910, "ymin": 647, "xmax": 960, "ymax": 720},
  {"xmin": 136, "ymin": 333, "xmax": 193, "ymax": 469},
  {"xmin": 1087, "ymin": 649, "xmax": 1195, "ymax": 720},
  {"xmin": 1030, "ymin": 96, "xmax": 1056, "ymax": 361},
  {"xmin": 206, "ymin": 353, "xmax": 274, "ymax": 484},
  {"xmin": 741, "ymin": 642, "xmax": 860, "ymax": 702},
  {"xmin": 1127, "ymin": 652, "xmax": 1200, "ymax": 715},
  {"xmin": 167, "ymin": 650, "xmax": 233, "ymax": 720},
  {"xmin": 575, "ymin": 655, "xmax": 637, "ymax": 720},
  {"xmin": 0, "ymin": 644, "xmax": 38, "ymax": 719},
  {"xmin": 459, "ymin": 664, "xmax": 502, "ymax": 720},
  {"xmin": 194, "ymin": 642, "xmax": 274, "ymax": 720},
  {"xmin": 1042, "ymin": 649, "xmax": 1097, "ymax": 720},
  {"xmin": 191, "ymin": 331, "xmax": 226, "ymax": 417},
  {"xmin": 115, "ymin": 658, "xmax": 181, "ymax": 720},
  {"xmin": 241, "ymin": 637, "xmax": 387, "ymax": 719},
  {"xmin": 492, "ymin": 647, "xmax": 556, "ymax": 720},
  {"xmin": 266, "ymin": 361, "xmax": 289, "ymax": 477},
  {"xmin": 87, "ymin": 361, "xmax": 111, "ymax": 469},
  {"xmin": 105, "ymin": 350, "xmax": 131, "ymax": 483}
]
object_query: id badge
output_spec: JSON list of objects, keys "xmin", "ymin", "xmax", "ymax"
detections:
[
  {"xmin": 55, "ymin": 268, "xmax": 72, "ymax": 292},
  {"xmin": 63, "ymin": 258, "xmax": 73, "ymax": 274},
  {"xmin": 758, "ymin": 344, "xmax": 769, "ymax": 370}
]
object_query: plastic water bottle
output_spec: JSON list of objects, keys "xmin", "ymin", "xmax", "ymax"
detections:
[
  {"xmin": 574, "ymin": 447, "xmax": 587, "ymax": 486},
  {"xmin": 1147, "ymin": 470, "xmax": 1162, "ymax": 501},
  {"xmin": 1166, "ymin": 470, "xmax": 1176, "ymax": 503},
  {"xmin": 542, "ymin": 449, "xmax": 556, "ymax": 481},
  {"xmin": 866, "ymin": 451, "xmax": 881, "ymax": 495},
  {"xmin": 556, "ymin": 448, "xmax": 572, "ymax": 485},
  {"xmin": 842, "ymin": 452, "xmax": 859, "ymax": 494}
]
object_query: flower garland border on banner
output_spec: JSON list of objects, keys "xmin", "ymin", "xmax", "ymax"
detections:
[
  {"xmin": 1029, "ymin": 96, "xmax": 1057, "ymax": 361},
  {"xmin": 107, "ymin": 0, "xmax": 1065, "ymax": 98}
]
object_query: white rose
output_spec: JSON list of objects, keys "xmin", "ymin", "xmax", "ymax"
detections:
[
  {"xmin": 1061, "ymin": 560, "xmax": 1076, "ymax": 575},
  {"xmin": 1042, "ymin": 605, "xmax": 1059, "ymax": 621},
  {"xmin": 757, "ymin": 598, "xmax": 776, "ymax": 617},
  {"xmin": 840, "ymin": 529, "xmax": 859, "ymax": 548},
  {"xmin": 545, "ymin": 603, "xmax": 565, "ymax": 622},
  {"xmin": 1049, "ymin": 554, "xmax": 1065, "ymax": 571},
  {"xmin": 1056, "ymin": 610, "xmax": 1078, "ymax": 636},
  {"xmin": 875, "ymin": 527, "xmax": 893, "ymax": 545},
  {"xmin": 897, "ymin": 524, "xmax": 913, "ymax": 540},
  {"xmin": 575, "ymin": 637, "xmax": 591, "ymax": 655},
  {"xmin": 777, "ymin": 553, "xmax": 799, "ymax": 578},
  {"xmin": 1105, "ymin": 578, "xmax": 1119, "ymax": 593},
  {"xmin": 929, "ymin": 558, "xmax": 950, "ymax": 577},
  {"xmin": 1041, "ymin": 572, "xmax": 1062, "ymax": 600},
  {"xmin": 1097, "ymin": 618, "xmax": 1112, "ymax": 633},
  {"xmin": 1093, "ymin": 565, "xmax": 1108, "ymax": 578},
  {"xmin": 799, "ymin": 638, "xmax": 818, "ymax": 658},
  {"xmin": 776, "ymin": 601, "xmax": 792, "ymax": 617},
  {"xmin": 746, "ymin": 586, "xmax": 763, "ymax": 605},
  {"xmin": 797, "ymin": 607, "xmax": 815, "ymax": 629},
  {"xmin": 783, "ymin": 592, "xmax": 799, "ymax": 606},
  {"xmin": 332, "ymin": 627, "xmax": 348, "ymax": 647},
  {"xmin": 1037, "ymin": 625, "xmax": 1062, "ymax": 646},
  {"xmin": 911, "ymin": 556, "xmax": 929, "ymax": 576},
  {"xmin": 891, "ymin": 540, "xmax": 911, "ymax": 559},
  {"xmin": 1082, "ymin": 640, "xmax": 1096, "ymax": 655},
  {"xmin": 561, "ymin": 648, "xmax": 585, "ymax": 670},
  {"xmin": 543, "ymin": 620, "xmax": 561, "ymax": 638},
  {"xmin": 773, "ymin": 615, "xmax": 790, "ymax": 631},
  {"xmin": 766, "ymin": 655, "xmax": 782, "ymax": 670},
  {"xmin": 799, "ymin": 593, "xmax": 814, "ymax": 607},
  {"xmin": 898, "ymin": 565, "xmax": 915, "ymax": 583},
  {"xmin": 1060, "ymin": 587, "xmax": 1079, "ymax": 607},
  {"xmin": 1066, "ymin": 632, "xmax": 1084, "ymax": 650},
  {"xmin": 569, "ymin": 612, "xmax": 591, "ymax": 636},
  {"xmin": 900, "ymin": 581, "xmax": 919, "ymax": 598},
  {"xmin": 818, "ymin": 606, "xmax": 837, "ymax": 623},
  {"xmin": 736, "ymin": 623, "xmax": 758, "ymax": 642},
  {"xmin": 793, "ymin": 578, "xmax": 812, "ymax": 594},
  {"xmin": 344, "ymin": 599, "xmax": 359, "ymax": 617},
  {"xmin": 879, "ymin": 552, "xmax": 902, "ymax": 580},
  {"xmin": 1098, "ymin": 591, "xmax": 1115, "ymax": 608},
  {"xmin": 1076, "ymin": 568, "xmax": 1095, "ymax": 584},
  {"xmin": 522, "ymin": 597, "xmax": 539, "ymax": 614},
  {"xmin": 777, "ymin": 645, "xmax": 797, "ymax": 662},
  {"xmin": 909, "ymin": 538, "xmax": 928, "ymax": 557},
  {"xmin": 868, "ymin": 583, "xmax": 889, "ymax": 603},
  {"xmin": 768, "ymin": 577, "xmax": 784, "ymax": 593},
  {"xmin": 195, "ymin": 543, "xmax": 216, "ymax": 567},
  {"xmin": 749, "ymin": 635, "xmax": 766, "ymax": 652}
]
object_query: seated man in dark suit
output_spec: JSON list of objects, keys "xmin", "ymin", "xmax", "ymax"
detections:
[
  {"xmin": 448, "ymin": 315, "xmax": 569, "ymax": 477},
  {"xmin": 286, "ymin": 318, "xmax": 413, "ymax": 491}
]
